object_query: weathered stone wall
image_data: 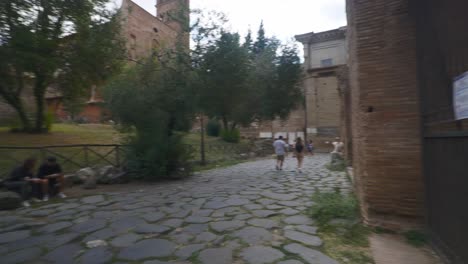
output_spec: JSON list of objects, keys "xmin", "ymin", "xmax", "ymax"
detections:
[
  {"xmin": 347, "ymin": 0, "xmax": 425, "ymax": 228},
  {"xmin": 121, "ymin": 0, "xmax": 179, "ymax": 60},
  {"xmin": 304, "ymin": 68, "xmax": 342, "ymax": 138},
  {"xmin": 337, "ymin": 66, "xmax": 352, "ymax": 163},
  {"xmin": 240, "ymin": 108, "xmax": 306, "ymax": 144},
  {"xmin": 308, "ymin": 39, "xmax": 347, "ymax": 69}
]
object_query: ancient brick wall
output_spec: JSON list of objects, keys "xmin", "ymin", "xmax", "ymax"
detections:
[
  {"xmin": 347, "ymin": 0, "xmax": 425, "ymax": 228},
  {"xmin": 121, "ymin": 0, "xmax": 179, "ymax": 60}
]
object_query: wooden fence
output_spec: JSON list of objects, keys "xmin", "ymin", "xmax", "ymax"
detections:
[
  {"xmin": 0, "ymin": 143, "xmax": 253, "ymax": 179},
  {"xmin": 0, "ymin": 145, "xmax": 124, "ymax": 179}
]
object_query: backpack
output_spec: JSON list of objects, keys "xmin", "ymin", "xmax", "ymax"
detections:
[{"xmin": 295, "ymin": 143, "xmax": 304, "ymax": 153}]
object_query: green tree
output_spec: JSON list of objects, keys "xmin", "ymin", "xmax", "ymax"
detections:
[
  {"xmin": 195, "ymin": 22, "xmax": 303, "ymax": 142},
  {"xmin": 197, "ymin": 32, "xmax": 252, "ymax": 131},
  {"xmin": 0, "ymin": 0, "xmax": 125, "ymax": 132},
  {"xmin": 105, "ymin": 48, "xmax": 195, "ymax": 179},
  {"xmin": 250, "ymin": 23, "xmax": 303, "ymax": 121},
  {"xmin": 243, "ymin": 29, "xmax": 253, "ymax": 52},
  {"xmin": 253, "ymin": 21, "xmax": 267, "ymax": 55}
]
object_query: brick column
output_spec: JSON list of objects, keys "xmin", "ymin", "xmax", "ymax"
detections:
[{"xmin": 347, "ymin": 0, "xmax": 425, "ymax": 228}]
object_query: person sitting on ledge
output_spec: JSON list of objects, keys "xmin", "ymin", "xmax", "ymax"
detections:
[
  {"xmin": 4, "ymin": 158, "xmax": 38, "ymax": 207},
  {"xmin": 36, "ymin": 156, "xmax": 67, "ymax": 201}
]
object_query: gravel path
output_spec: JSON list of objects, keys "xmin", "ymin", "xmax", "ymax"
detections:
[{"xmin": 0, "ymin": 154, "xmax": 350, "ymax": 264}]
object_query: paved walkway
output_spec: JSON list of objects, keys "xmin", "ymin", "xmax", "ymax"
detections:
[
  {"xmin": 370, "ymin": 234, "xmax": 442, "ymax": 264},
  {"xmin": 0, "ymin": 155, "xmax": 350, "ymax": 264}
]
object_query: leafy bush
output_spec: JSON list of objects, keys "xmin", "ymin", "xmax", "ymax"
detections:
[
  {"xmin": 125, "ymin": 131, "xmax": 193, "ymax": 180},
  {"xmin": 206, "ymin": 119, "xmax": 221, "ymax": 137},
  {"xmin": 309, "ymin": 191, "xmax": 359, "ymax": 226},
  {"xmin": 221, "ymin": 129, "xmax": 240, "ymax": 143},
  {"xmin": 105, "ymin": 53, "xmax": 195, "ymax": 180}
]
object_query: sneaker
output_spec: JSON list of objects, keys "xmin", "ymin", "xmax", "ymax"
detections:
[
  {"xmin": 58, "ymin": 193, "xmax": 67, "ymax": 199},
  {"xmin": 43, "ymin": 195, "xmax": 49, "ymax": 202},
  {"xmin": 22, "ymin": 201, "xmax": 31, "ymax": 207},
  {"xmin": 32, "ymin": 198, "xmax": 42, "ymax": 203},
  {"xmin": 275, "ymin": 165, "xmax": 279, "ymax": 171}
]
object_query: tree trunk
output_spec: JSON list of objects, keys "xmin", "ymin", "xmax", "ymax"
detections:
[
  {"xmin": 230, "ymin": 122, "xmax": 237, "ymax": 131},
  {"xmin": 0, "ymin": 89, "xmax": 32, "ymax": 132},
  {"xmin": 33, "ymin": 76, "xmax": 47, "ymax": 133},
  {"xmin": 222, "ymin": 116, "xmax": 229, "ymax": 131},
  {"xmin": 16, "ymin": 104, "xmax": 32, "ymax": 132}
]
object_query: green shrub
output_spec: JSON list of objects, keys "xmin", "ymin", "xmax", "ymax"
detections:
[
  {"xmin": 125, "ymin": 131, "xmax": 193, "ymax": 180},
  {"xmin": 221, "ymin": 128, "xmax": 240, "ymax": 143},
  {"xmin": 206, "ymin": 119, "xmax": 221, "ymax": 137},
  {"xmin": 309, "ymin": 191, "xmax": 359, "ymax": 226},
  {"xmin": 105, "ymin": 56, "xmax": 195, "ymax": 180}
]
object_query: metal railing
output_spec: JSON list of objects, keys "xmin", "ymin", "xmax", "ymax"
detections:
[
  {"xmin": 0, "ymin": 143, "xmax": 254, "ymax": 178},
  {"xmin": 0, "ymin": 144, "xmax": 124, "ymax": 178}
]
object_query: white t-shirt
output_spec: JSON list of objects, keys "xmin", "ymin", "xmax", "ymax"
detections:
[{"xmin": 273, "ymin": 139, "xmax": 288, "ymax": 155}]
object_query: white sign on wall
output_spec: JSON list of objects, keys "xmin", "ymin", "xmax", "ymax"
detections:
[
  {"xmin": 259, "ymin": 132, "xmax": 273, "ymax": 139},
  {"xmin": 454, "ymin": 72, "xmax": 468, "ymax": 120}
]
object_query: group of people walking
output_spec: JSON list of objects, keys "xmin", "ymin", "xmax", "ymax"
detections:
[
  {"xmin": 3, "ymin": 157, "xmax": 66, "ymax": 207},
  {"xmin": 273, "ymin": 136, "xmax": 314, "ymax": 172}
]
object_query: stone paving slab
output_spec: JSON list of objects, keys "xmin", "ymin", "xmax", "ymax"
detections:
[
  {"xmin": 370, "ymin": 234, "xmax": 442, "ymax": 264},
  {"xmin": 0, "ymin": 155, "xmax": 350, "ymax": 264}
]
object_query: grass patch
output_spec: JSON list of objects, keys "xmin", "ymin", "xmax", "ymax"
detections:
[
  {"xmin": 403, "ymin": 230, "xmax": 428, "ymax": 247},
  {"xmin": 0, "ymin": 125, "xmax": 253, "ymax": 178},
  {"xmin": 0, "ymin": 124, "xmax": 121, "ymax": 178},
  {"xmin": 183, "ymin": 132, "xmax": 252, "ymax": 172},
  {"xmin": 310, "ymin": 191, "xmax": 359, "ymax": 226},
  {"xmin": 326, "ymin": 161, "xmax": 347, "ymax": 172},
  {"xmin": 309, "ymin": 191, "xmax": 374, "ymax": 264}
]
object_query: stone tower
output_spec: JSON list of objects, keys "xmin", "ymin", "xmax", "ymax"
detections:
[{"xmin": 156, "ymin": 0, "xmax": 190, "ymax": 34}]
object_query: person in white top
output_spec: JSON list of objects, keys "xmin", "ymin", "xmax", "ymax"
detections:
[{"xmin": 273, "ymin": 136, "xmax": 289, "ymax": 170}]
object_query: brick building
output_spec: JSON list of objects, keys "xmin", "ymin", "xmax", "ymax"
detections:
[
  {"xmin": 48, "ymin": 0, "xmax": 190, "ymax": 123},
  {"xmin": 0, "ymin": 0, "xmax": 189, "ymax": 124},
  {"xmin": 347, "ymin": 0, "xmax": 468, "ymax": 262},
  {"xmin": 295, "ymin": 28, "xmax": 347, "ymax": 144}
]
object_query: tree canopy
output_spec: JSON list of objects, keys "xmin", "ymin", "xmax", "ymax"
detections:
[
  {"xmin": 0, "ymin": 0, "xmax": 125, "ymax": 132},
  {"xmin": 195, "ymin": 23, "xmax": 303, "ymax": 134}
]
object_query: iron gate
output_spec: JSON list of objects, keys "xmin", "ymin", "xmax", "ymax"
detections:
[{"xmin": 413, "ymin": 0, "xmax": 468, "ymax": 263}]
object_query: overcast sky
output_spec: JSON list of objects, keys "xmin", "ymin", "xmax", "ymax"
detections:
[{"xmin": 114, "ymin": 0, "xmax": 346, "ymax": 46}]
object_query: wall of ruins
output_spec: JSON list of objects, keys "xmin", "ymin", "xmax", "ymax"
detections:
[{"xmin": 347, "ymin": 0, "xmax": 425, "ymax": 228}]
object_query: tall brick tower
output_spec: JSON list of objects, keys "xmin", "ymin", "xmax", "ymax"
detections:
[{"xmin": 156, "ymin": 0, "xmax": 190, "ymax": 34}]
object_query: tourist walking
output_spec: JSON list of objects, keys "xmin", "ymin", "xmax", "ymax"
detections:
[
  {"xmin": 273, "ymin": 136, "xmax": 289, "ymax": 170},
  {"xmin": 295, "ymin": 137, "xmax": 305, "ymax": 172}
]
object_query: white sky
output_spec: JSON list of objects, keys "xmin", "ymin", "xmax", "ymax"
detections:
[{"xmin": 114, "ymin": 0, "xmax": 346, "ymax": 45}]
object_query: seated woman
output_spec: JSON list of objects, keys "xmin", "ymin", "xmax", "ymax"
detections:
[
  {"xmin": 36, "ymin": 156, "xmax": 67, "ymax": 201},
  {"xmin": 4, "ymin": 158, "xmax": 37, "ymax": 207}
]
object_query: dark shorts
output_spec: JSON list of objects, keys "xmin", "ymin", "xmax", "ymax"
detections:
[{"xmin": 277, "ymin": 155, "xmax": 285, "ymax": 161}]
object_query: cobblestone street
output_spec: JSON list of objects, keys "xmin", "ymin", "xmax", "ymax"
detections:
[{"xmin": 0, "ymin": 154, "xmax": 350, "ymax": 264}]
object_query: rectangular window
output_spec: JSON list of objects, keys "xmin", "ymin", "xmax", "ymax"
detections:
[{"xmin": 321, "ymin": 58, "xmax": 333, "ymax": 67}]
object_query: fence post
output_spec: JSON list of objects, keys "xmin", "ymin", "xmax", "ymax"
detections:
[
  {"xmin": 116, "ymin": 145, "xmax": 121, "ymax": 168},
  {"xmin": 84, "ymin": 146, "xmax": 89, "ymax": 167},
  {"xmin": 40, "ymin": 148, "xmax": 46, "ymax": 161}
]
